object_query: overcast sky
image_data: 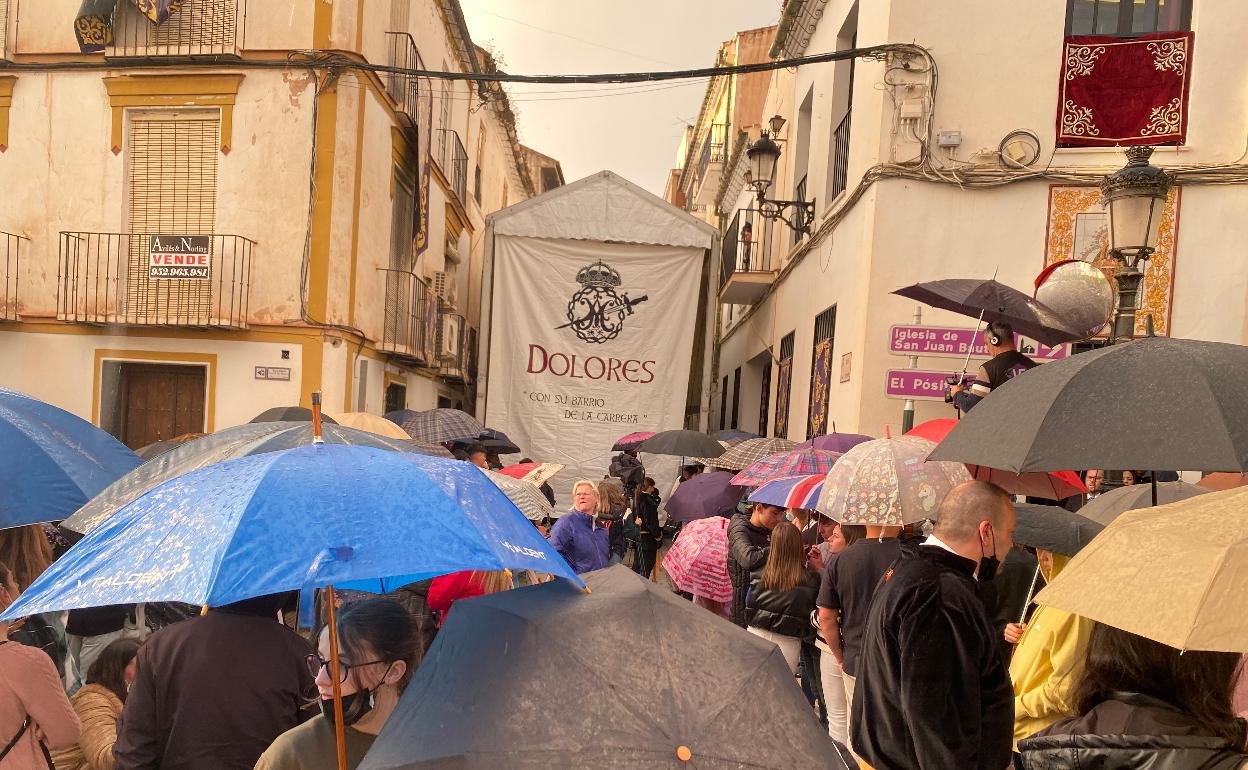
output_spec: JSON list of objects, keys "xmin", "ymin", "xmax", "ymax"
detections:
[{"xmin": 459, "ymin": 1, "xmax": 784, "ymax": 196}]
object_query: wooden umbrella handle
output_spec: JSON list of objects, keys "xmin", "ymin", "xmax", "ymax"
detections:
[{"xmin": 325, "ymin": 586, "xmax": 348, "ymax": 770}]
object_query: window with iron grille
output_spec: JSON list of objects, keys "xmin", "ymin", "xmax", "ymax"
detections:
[
  {"xmin": 126, "ymin": 110, "xmax": 219, "ymax": 322},
  {"xmin": 807, "ymin": 306, "xmax": 836, "ymax": 439},
  {"xmin": 774, "ymin": 332, "xmax": 795, "ymax": 438},
  {"xmin": 731, "ymin": 367, "xmax": 742, "ymax": 430},
  {"xmin": 110, "ymin": 0, "xmax": 239, "ymax": 57},
  {"xmin": 758, "ymin": 360, "xmax": 772, "ymax": 437},
  {"xmin": 1065, "ymin": 0, "xmax": 1191, "ymax": 35}
]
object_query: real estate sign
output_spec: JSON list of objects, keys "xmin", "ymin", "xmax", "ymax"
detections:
[{"xmin": 148, "ymin": 235, "xmax": 212, "ymax": 280}]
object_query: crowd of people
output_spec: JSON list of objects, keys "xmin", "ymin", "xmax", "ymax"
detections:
[{"xmin": 3, "ymin": 358, "xmax": 1247, "ymax": 769}]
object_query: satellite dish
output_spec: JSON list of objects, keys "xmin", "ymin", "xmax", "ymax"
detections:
[{"xmin": 1034, "ymin": 259, "xmax": 1114, "ymax": 339}]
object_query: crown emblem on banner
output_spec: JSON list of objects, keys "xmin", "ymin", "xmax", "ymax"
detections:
[{"xmin": 575, "ymin": 261, "xmax": 622, "ymax": 288}]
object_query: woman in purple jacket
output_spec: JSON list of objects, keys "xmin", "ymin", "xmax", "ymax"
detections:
[{"xmin": 547, "ymin": 480, "xmax": 611, "ymax": 574}]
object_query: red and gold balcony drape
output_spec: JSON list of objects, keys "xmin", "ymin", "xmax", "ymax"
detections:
[
  {"xmin": 1057, "ymin": 31, "xmax": 1194, "ymax": 147},
  {"xmin": 75, "ymin": 0, "xmax": 186, "ymax": 53}
]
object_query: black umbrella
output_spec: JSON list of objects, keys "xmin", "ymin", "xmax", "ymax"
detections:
[
  {"xmin": 893, "ymin": 278, "xmax": 1082, "ymax": 346},
  {"xmin": 1012, "ymin": 504, "xmax": 1104, "ymax": 556},
  {"xmin": 638, "ymin": 429, "xmax": 725, "ymax": 458},
  {"xmin": 928, "ymin": 335, "xmax": 1248, "ymax": 474},
  {"xmin": 249, "ymin": 406, "xmax": 338, "ymax": 424},
  {"xmin": 454, "ymin": 428, "xmax": 521, "ymax": 455},
  {"xmin": 1079, "ymin": 481, "xmax": 1211, "ymax": 526},
  {"xmin": 359, "ymin": 566, "xmax": 849, "ymax": 770}
]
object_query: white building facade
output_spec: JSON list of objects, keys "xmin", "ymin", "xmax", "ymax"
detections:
[{"xmin": 698, "ymin": 0, "xmax": 1248, "ymax": 440}]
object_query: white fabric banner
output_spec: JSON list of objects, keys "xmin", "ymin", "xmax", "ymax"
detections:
[{"xmin": 486, "ymin": 236, "xmax": 704, "ymax": 509}]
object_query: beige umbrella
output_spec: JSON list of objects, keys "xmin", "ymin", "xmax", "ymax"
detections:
[
  {"xmin": 1035, "ymin": 485, "xmax": 1248, "ymax": 652},
  {"xmin": 333, "ymin": 412, "xmax": 412, "ymax": 440}
]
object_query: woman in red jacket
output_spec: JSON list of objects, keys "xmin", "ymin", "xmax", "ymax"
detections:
[{"xmin": 427, "ymin": 571, "xmax": 513, "ymax": 626}]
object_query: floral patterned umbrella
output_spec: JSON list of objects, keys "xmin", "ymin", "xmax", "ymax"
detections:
[
  {"xmin": 731, "ymin": 448, "xmax": 842, "ymax": 487},
  {"xmin": 661, "ymin": 516, "xmax": 732, "ymax": 603},
  {"xmin": 816, "ymin": 436, "xmax": 970, "ymax": 525}
]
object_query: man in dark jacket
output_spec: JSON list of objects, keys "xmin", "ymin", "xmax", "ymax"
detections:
[
  {"xmin": 632, "ymin": 477, "xmax": 662, "ymax": 578},
  {"xmin": 727, "ymin": 503, "xmax": 785, "ymax": 627},
  {"xmin": 851, "ymin": 481, "xmax": 1016, "ymax": 770},
  {"xmin": 114, "ymin": 593, "xmax": 314, "ymax": 770},
  {"xmin": 608, "ymin": 449, "xmax": 645, "ymax": 499}
]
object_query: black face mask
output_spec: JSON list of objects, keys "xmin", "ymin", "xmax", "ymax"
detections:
[
  {"xmin": 978, "ymin": 525, "xmax": 1000, "ymax": 582},
  {"xmin": 319, "ymin": 662, "xmax": 393, "ymax": 726},
  {"xmin": 320, "ymin": 688, "xmax": 375, "ymax": 726}
]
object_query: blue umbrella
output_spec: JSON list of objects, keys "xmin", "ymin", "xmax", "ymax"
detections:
[
  {"xmin": 0, "ymin": 388, "xmax": 141, "ymax": 529},
  {"xmin": 1, "ymin": 443, "xmax": 582, "ymax": 620}
]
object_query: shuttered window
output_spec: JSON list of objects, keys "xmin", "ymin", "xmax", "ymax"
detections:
[
  {"xmin": 731, "ymin": 367, "xmax": 742, "ymax": 430},
  {"xmin": 719, "ymin": 375, "xmax": 729, "ymax": 432},
  {"xmin": 758, "ymin": 360, "xmax": 771, "ymax": 437},
  {"xmin": 126, "ymin": 109, "xmax": 219, "ymax": 322},
  {"xmin": 0, "ymin": 0, "xmax": 9, "ymax": 59},
  {"xmin": 112, "ymin": 0, "xmax": 238, "ymax": 57},
  {"xmin": 390, "ymin": 0, "xmax": 410, "ymax": 32}
]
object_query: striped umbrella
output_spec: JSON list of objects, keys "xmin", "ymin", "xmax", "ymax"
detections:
[
  {"xmin": 746, "ymin": 474, "xmax": 825, "ymax": 510},
  {"xmin": 498, "ymin": 462, "xmax": 565, "ymax": 487},
  {"xmin": 611, "ymin": 431, "xmax": 655, "ymax": 451},
  {"xmin": 388, "ymin": 408, "xmax": 483, "ymax": 444},
  {"xmin": 661, "ymin": 516, "xmax": 732, "ymax": 603},
  {"xmin": 485, "ymin": 470, "xmax": 555, "ymax": 522},
  {"xmin": 695, "ymin": 437, "xmax": 799, "ymax": 471},
  {"xmin": 731, "ymin": 448, "xmax": 842, "ymax": 487}
]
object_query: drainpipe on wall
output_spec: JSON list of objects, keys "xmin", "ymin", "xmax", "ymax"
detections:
[{"xmin": 768, "ymin": 0, "xmax": 807, "ymax": 59}]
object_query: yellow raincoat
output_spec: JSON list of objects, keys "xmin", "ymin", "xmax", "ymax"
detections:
[{"xmin": 1009, "ymin": 552, "xmax": 1095, "ymax": 750}]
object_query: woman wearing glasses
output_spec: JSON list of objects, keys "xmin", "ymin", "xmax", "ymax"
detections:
[{"xmin": 256, "ymin": 599, "xmax": 417, "ymax": 769}]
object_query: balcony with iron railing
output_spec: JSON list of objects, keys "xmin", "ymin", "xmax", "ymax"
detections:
[
  {"xmin": 385, "ymin": 32, "xmax": 421, "ymax": 125},
  {"xmin": 107, "ymin": 0, "xmax": 240, "ymax": 58},
  {"xmin": 1, "ymin": 231, "xmax": 24, "ymax": 321},
  {"xmin": 437, "ymin": 128, "xmax": 468, "ymax": 204},
  {"xmin": 436, "ymin": 306, "xmax": 475, "ymax": 383},
  {"xmin": 830, "ymin": 110, "xmax": 852, "ymax": 201},
  {"xmin": 694, "ymin": 123, "xmax": 730, "ymax": 207},
  {"xmin": 720, "ymin": 208, "xmax": 778, "ymax": 306},
  {"xmin": 58, "ymin": 232, "xmax": 254, "ymax": 328},
  {"xmin": 378, "ymin": 268, "xmax": 429, "ymax": 364},
  {"xmin": 793, "ymin": 175, "xmax": 809, "ymax": 244}
]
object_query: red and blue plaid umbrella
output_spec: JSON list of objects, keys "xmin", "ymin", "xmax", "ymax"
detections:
[
  {"xmin": 731, "ymin": 448, "xmax": 842, "ymax": 487},
  {"xmin": 746, "ymin": 474, "xmax": 825, "ymax": 510}
]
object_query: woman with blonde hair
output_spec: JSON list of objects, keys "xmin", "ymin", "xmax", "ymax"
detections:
[
  {"xmin": 745, "ymin": 522, "xmax": 820, "ymax": 675},
  {"xmin": 546, "ymin": 480, "xmax": 610, "ymax": 574}
]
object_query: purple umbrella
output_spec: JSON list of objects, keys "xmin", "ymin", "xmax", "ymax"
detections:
[
  {"xmin": 665, "ymin": 472, "xmax": 747, "ymax": 523},
  {"xmin": 808, "ymin": 432, "xmax": 873, "ymax": 453}
]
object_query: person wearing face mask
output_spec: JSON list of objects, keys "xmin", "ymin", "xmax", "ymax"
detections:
[
  {"xmin": 255, "ymin": 599, "xmax": 416, "ymax": 770},
  {"xmin": 51, "ymin": 637, "xmax": 141, "ymax": 770},
  {"xmin": 851, "ymin": 481, "xmax": 1016, "ymax": 770},
  {"xmin": 113, "ymin": 592, "xmax": 314, "ymax": 770},
  {"xmin": 547, "ymin": 480, "xmax": 610, "ymax": 574}
]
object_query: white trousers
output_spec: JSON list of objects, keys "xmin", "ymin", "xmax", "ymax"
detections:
[
  {"xmin": 747, "ymin": 626, "xmax": 802, "ymax": 675},
  {"xmin": 820, "ymin": 649, "xmax": 849, "ymax": 745}
]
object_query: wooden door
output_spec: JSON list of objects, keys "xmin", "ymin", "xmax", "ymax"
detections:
[{"xmin": 119, "ymin": 363, "xmax": 206, "ymax": 449}]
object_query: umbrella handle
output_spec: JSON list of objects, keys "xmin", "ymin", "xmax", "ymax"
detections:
[
  {"xmin": 325, "ymin": 586, "xmax": 348, "ymax": 770},
  {"xmin": 1151, "ymin": 475, "xmax": 1158, "ymax": 507},
  {"xmin": 311, "ymin": 392, "xmax": 325, "ymax": 445},
  {"xmin": 1018, "ymin": 563, "xmax": 1042, "ymax": 626}
]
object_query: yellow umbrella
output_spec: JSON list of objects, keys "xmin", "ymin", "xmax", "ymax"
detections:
[
  {"xmin": 332, "ymin": 412, "xmax": 411, "ymax": 441},
  {"xmin": 1035, "ymin": 484, "xmax": 1248, "ymax": 652}
]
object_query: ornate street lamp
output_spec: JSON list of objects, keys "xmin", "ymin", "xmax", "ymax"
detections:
[
  {"xmin": 745, "ymin": 128, "xmax": 815, "ymax": 236},
  {"xmin": 1100, "ymin": 146, "xmax": 1173, "ymax": 343}
]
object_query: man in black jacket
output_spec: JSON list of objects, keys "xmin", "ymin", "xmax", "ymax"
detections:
[
  {"xmin": 632, "ymin": 477, "xmax": 662, "ymax": 578},
  {"xmin": 114, "ymin": 593, "xmax": 315, "ymax": 770},
  {"xmin": 851, "ymin": 481, "xmax": 1016, "ymax": 770},
  {"xmin": 727, "ymin": 502, "xmax": 785, "ymax": 627}
]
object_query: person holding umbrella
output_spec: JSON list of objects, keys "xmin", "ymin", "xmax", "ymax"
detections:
[
  {"xmin": 547, "ymin": 481, "xmax": 610, "ymax": 574},
  {"xmin": 948, "ymin": 321, "xmax": 1037, "ymax": 413},
  {"xmin": 1006, "ymin": 548, "xmax": 1096, "ymax": 751},
  {"xmin": 255, "ymin": 599, "xmax": 417, "ymax": 770},
  {"xmin": 851, "ymin": 480, "xmax": 1016, "ymax": 770},
  {"xmin": 1019, "ymin": 623, "xmax": 1248, "ymax": 768}
]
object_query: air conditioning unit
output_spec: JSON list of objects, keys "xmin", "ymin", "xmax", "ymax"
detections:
[
  {"xmin": 439, "ymin": 314, "xmax": 461, "ymax": 361},
  {"xmin": 432, "ymin": 271, "xmax": 449, "ymax": 300}
]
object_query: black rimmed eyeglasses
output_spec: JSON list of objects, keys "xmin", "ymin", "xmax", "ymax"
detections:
[{"xmin": 305, "ymin": 653, "xmax": 387, "ymax": 684}]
